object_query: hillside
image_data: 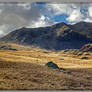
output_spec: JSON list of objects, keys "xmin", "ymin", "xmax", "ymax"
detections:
[
  {"xmin": 80, "ymin": 44, "xmax": 92, "ymax": 52},
  {"xmin": 0, "ymin": 43, "xmax": 91, "ymax": 89},
  {"xmin": 0, "ymin": 42, "xmax": 35, "ymax": 51},
  {"xmin": 1, "ymin": 60, "xmax": 92, "ymax": 90},
  {"xmin": 0, "ymin": 22, "xmax": 92, "ymax": 50},
  {"xmin": 0, "ymin": 43, "xmax": 92, "ymax": 68},
  {"xmin": 70, "ymin": 22, "xmax": 92, "ymax": 38}
]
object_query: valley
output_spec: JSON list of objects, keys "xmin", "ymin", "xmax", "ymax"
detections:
[
  {"xmin": 0, "ymin": 43, "xmax": 92, "ymax": 89},
  {"xmin": 0, "ymin": 42, "xmax": 92, "ymax": 68}
]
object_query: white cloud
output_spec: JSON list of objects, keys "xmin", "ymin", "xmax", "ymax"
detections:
[
  {"xmin": 27, "ymin": 15, "xmax": 51, "ymax": 28},
  {"xmin": 0, "ymin": 25, "xmax": 10, "ymax": 37},
  {"xmin": 45, "ymin": 3, "xmax": 92, "ymax": 24},
  {"xmin": 67, "ymin": 9, "xmax": 83, "ymax": 24},
  {"xmin": 45, "ymin": 4, "xmax": 82, "ymax": 16},
  {"xmin": 88, "ymin": 5, "xmax": 92, "ymax": 17},
  {"xmin": 45, "ymin": 4, "xmax": 73, "ymax": 16},
  {"xmin": 84, "ymin": 18, "xmax": 92, "ymax": 23}
]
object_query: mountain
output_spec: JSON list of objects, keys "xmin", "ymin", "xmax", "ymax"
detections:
[
  {"xmin": 70, "ymin": 22, "xmax": 92, "ymax": 38},
  {"xmin": 0, "ymin": 22, "xmax": 92, "ymax": 50}
]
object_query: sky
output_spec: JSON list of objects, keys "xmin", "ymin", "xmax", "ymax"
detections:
[{"xmin": 0, "ymin": 3, "xmax": 92, "ymax": 37}]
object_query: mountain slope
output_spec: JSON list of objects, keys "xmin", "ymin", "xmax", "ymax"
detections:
[
  {"xmin": 70, "ymin": 22, "xmax": 92, "ymax": 38},
  {"xmin": 0, "ymin": 22, "xmax": 92, "ymax": 50},
  {"xmin": 1, "ymin": 59, "xmax": 92, "ymax": 89}
]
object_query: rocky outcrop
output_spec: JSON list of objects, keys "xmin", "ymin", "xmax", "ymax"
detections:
[
  {"xmin": 45, "ymin": 61, "xmax": 59, "ymax": 69},
  {"xmin": 79, "ymin": 44, "xmax": 92, "ymax": 52}
]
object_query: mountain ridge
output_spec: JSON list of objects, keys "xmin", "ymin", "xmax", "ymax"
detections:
[{"xmin": 0, "ymin": 21, "xmax": 92, "ymax": 50}]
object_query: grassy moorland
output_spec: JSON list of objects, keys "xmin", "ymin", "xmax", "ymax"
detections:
[
  {"xmin": 0, "ymin": 43, "xmax": 92, "ymax": 89},
  {"xmin": 0, "ymin": 43, "xmax": 92, "ymax": 68}
]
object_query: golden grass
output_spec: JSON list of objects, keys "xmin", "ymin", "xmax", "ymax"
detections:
[
  {"xmin": 0, "ymin": 42, "xmax": 92, "ymax": 69},
  {"xmin": 0, "ymin": 59, "xmax": 92, "ymax": 90},
  {"xmin": 0, "ymin": 47, "xmax": 92, "ymax": 68},
  {"xmin": 0, "ymin": 43, "xmax": 92, "ymax": 89},
  {"xmin": 0, "ymin": 59, "xmax": 92, "ymax": 89}
]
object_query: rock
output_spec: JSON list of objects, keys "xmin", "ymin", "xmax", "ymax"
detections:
[
  {"xmin": 8, "ymin": 48, "xmax": 17, "ymax": 51},
  {"xmin": 77, "ymin": 52, "xmax": 83, "ymax": 56},
  {"xmin": 85, "ymin": 53, "xmax": 90, "ymax": 55},
  {"xmin": 59, "ymin": 58, "xmax": 64, "ymax": 60},
  {"xmin": 63, "ymin": 49, "xmax": 69, "ymax": 52},
  {"xmin": 45, "ymin": 61, "xmax": 59, "ymax": 69},
  {"xmin": 81, "ymin": 57, "xmax": 88, "ymax": 59},
  {"xmin": 67, "ymin": 71, "xmax": 71, "ymax": 74},
  {"xmin": 59, "ymin": 68, "xmax": 66, "ymax": 71},
  {"xmin": 0, "ymin": 45, "xmax": 17, "ymax": 51},
  {"xmin": 80, "ymin": 44, "xmax": 92, "ymax": 52}
]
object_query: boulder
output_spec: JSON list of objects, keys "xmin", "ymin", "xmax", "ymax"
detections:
[
  {"xmin": 81, "ymin": 57, "xmax": 88, "ymax": 59},
  {"xmin": 45, "ymin": 61, "xmax": 59, "ymax": 69}
]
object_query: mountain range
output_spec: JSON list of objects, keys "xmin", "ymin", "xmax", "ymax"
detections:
[{"xmin": 0, "ymin": 22, "xmax": 92, "ymax": 50}]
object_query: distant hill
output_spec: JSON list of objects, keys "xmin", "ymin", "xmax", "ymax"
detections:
[{"xmin": 0, "ymin": 22, "xmax": 92, "ymax": 50}]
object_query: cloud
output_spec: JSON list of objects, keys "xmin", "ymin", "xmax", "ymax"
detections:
[
  {"xmin": 45, "ymin": 4, "xmax": 73, "ymax": 15},
  {"xmin": 0, "ymin": 3, "xmax": 54, "ymax": 37},
  {"xmin": 45, "ymin": 4, "xmax": 82, "ymax": 24},
  {"xmin": 27, "ymin": 15, "xmax": 52, "ymax": 28},
  {"xmin": 0, "ymin": 3, "xmax": 42, "ymax": 26},
  {"xmin": 45, "ymin": 3, "xmax": 92, "ymax": 24},
  {"xmin": 88, "ymin": 5, "xmax": 92, "ymax": 18},
  {"xmin": 0, "ymin": 24, "xmax": 19, "ymax": 37},
  {"xmin": 0, "ymin": 3, "xmax": 92, "ymax": 37},
  {"xmin": 66, "ymin": 9, "xmax": 83, "ymax": 24}
]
